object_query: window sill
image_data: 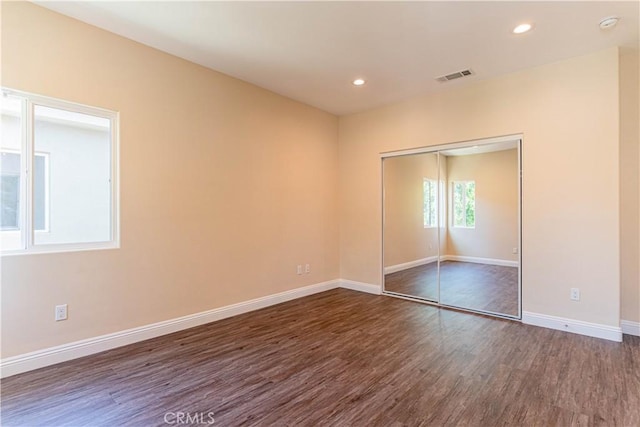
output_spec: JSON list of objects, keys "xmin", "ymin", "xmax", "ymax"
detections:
[{"xmin": 1, "ymin": 241, "xmax": 119, "ymax": 256}]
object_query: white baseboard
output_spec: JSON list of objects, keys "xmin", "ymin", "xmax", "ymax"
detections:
[
  {"xmin": 1, "ymin": 279, "xmax": 342, "ymax": 378},
  {"xmin": 1, "ymin": 278, "xmax": 385, "ymax": 378},
  {"xmin": 339, "ymin": 279, "xmax": 382, "ymax": 295},
  {"xmin": 443, "ymin": 255, "xmax": 518, "ymax": 267},
  {"xmin": 522, "ymin": 311, "xmax": 622, "ymax": 342},
  {"xmin": 384, "ymin": 256, "xmax": 437, "ymax": 274},
  {"xmin": 621, "ymin": 320, "xmax": 640, "ymax": 336}
]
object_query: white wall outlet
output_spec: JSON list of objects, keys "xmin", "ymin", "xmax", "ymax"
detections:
[
  {"xmin": 570, "ymin": 288, "xmax": 580, "ymax": 301},
  {"xmin": 512, "ymin": 247, "xmax": 518, "ymax": 254},
  {"xmin": 305, "ymin": 264, "xmax": 310, "ymax": 274},
  {"xmin": 55, "ymin": 304, "xmax": 68, "ymax": 321},
  {"xmin": 296, "ymin": 265, "xmax": 302, "ymax": 275}
]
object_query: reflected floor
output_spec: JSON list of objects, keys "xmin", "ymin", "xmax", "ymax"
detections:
[{"xmin": 384, "ymin": 261, "xmax": 518, "ymax": 316}]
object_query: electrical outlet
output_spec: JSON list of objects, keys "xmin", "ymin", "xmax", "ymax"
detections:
[
  {"xmin": 55, "ymin": 304, "xmax": 68, "ymax": 321},
  {"xmin": 296, "ymin": 265, "xmax": 302, "ymax": 275},
  {"xmin": 512, "ymin": 247, "xmax": 518, "ymax": 254},
  {"xmin": 570, "ymin": 288, "xmax": 580, "ymax": 301},
  {"xmin": 305, "ymin": 264, "xmax": 310, "ymax": 274}
]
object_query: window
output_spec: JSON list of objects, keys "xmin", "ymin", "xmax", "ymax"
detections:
[
  {"xmin": 1, "ymin": 150, "xmax": 48, "ymax": 232},
  {"xmin": 1, "ymin": 151, "xmax": 20, "ymax": 231},
  {"xmin": 1, "ymin": 89, "xmax": 118, "ymax": 254},
  {"xmin": 33, "ymin": 152, "xmax": 49, "ymax": 232},
  {"xmin": 452, "ymin": 180, "xmax": 475, "ymax": 228},
  {"xmin": 423, "ymin": 178, "xmax": 437, "ymax": 228}
]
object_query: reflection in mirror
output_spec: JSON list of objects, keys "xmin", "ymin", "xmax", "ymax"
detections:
[
  {"xmin": 382, "ymin": 139, "xmax": 520, "ymax": 318},
  {"xmin": 438, "ymin": 142, "xmax": 519, "ymax": 316},
  {"xmin": 383, "ymin": 152, "xmax": 442, "ymax": 302}
]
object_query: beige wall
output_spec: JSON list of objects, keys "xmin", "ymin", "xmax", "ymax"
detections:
[
  {"xmin": 445, "ymin": 149, "xmax": 518, "ymax": 262},
  {"xmin": 620, "ymin": 50, "xmax": 640, "ymax": 323},
  {"xmin": 339, "ymin": 48, "xmax": 620, "ymax": 327},
  {"xmin": 0, "ymin": 3, "xmax": 339, "ymax": 357},
  {"xmin": 383, "ymin": 153, "xmax": 440, "ymax": 267}
]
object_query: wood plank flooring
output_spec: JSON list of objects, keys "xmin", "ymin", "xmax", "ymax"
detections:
[
  {"xmin": 2, "ymin": 289, "xmax": 639, "ymax": 426},
  {"xmin": 385, "ymin": 261, "xmax": 519, "ymax": 316}
]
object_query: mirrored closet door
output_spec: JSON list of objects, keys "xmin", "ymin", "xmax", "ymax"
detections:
[
  {"xmin": 383, "ymin": 152, "xmax": 442, "ymax": 302},
  {"xmin": 382, "ymin": 137, "xmax": 521, "ymax": 319}
]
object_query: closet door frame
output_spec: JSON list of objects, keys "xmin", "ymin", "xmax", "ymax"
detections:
[{"xmin": 381, "ymin": 133, "xmax": 522, "ymax": 320}]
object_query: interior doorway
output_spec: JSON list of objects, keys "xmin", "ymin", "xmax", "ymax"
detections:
[{"xmin": 381, "ymin": 135, "xmax": 522, "ymax": 319}]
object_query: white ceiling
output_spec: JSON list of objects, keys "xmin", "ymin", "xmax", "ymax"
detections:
[{"xmin": 36, "ymin": 1, "xmax": 639, "ymax": 116}]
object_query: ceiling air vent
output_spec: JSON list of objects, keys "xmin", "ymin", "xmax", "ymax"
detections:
[{"xmin": 436, "ymin": 69, "xmax": 474, "ymax": 83}]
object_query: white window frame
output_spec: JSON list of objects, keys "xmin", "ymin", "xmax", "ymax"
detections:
[
  {"xmin": 423, "ymin": 178, "xmax": 437, "ymax": 228},
  {"xmin": 1, "ymin": 88, "xmax": 120, "ymax": 255},
  {"xmin": 452, "ymin": 180, "xmax": 475, "ymax": 229}
]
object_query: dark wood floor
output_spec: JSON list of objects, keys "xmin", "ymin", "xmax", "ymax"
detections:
[
  {"xmin": 2, "ymin": 289, "xmax": 639, "ymax": 426},
  {"xmin": 385, "ymin": 261, "xmax": 519, "ymax": 316}
]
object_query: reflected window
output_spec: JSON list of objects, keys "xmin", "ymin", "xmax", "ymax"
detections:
[
  {"xmin": 423, "ymin": 178, "xmax": 437, "ymax": 228},
  {"xmin": 453, "ymin": 180, "xmax": 475, "ymax": 228}
]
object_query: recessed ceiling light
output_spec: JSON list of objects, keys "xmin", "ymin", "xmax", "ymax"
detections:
[
  {"xmin": 513, "ymin": 23, "xmax": 533, "ymax": 34},
  {"xmin": 352, "ymin": 79, "xmax": 366, "ymax": 86},
  {"xmin": 599, "ymin": 17, "xmax": 619, "ymax": 30}
]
